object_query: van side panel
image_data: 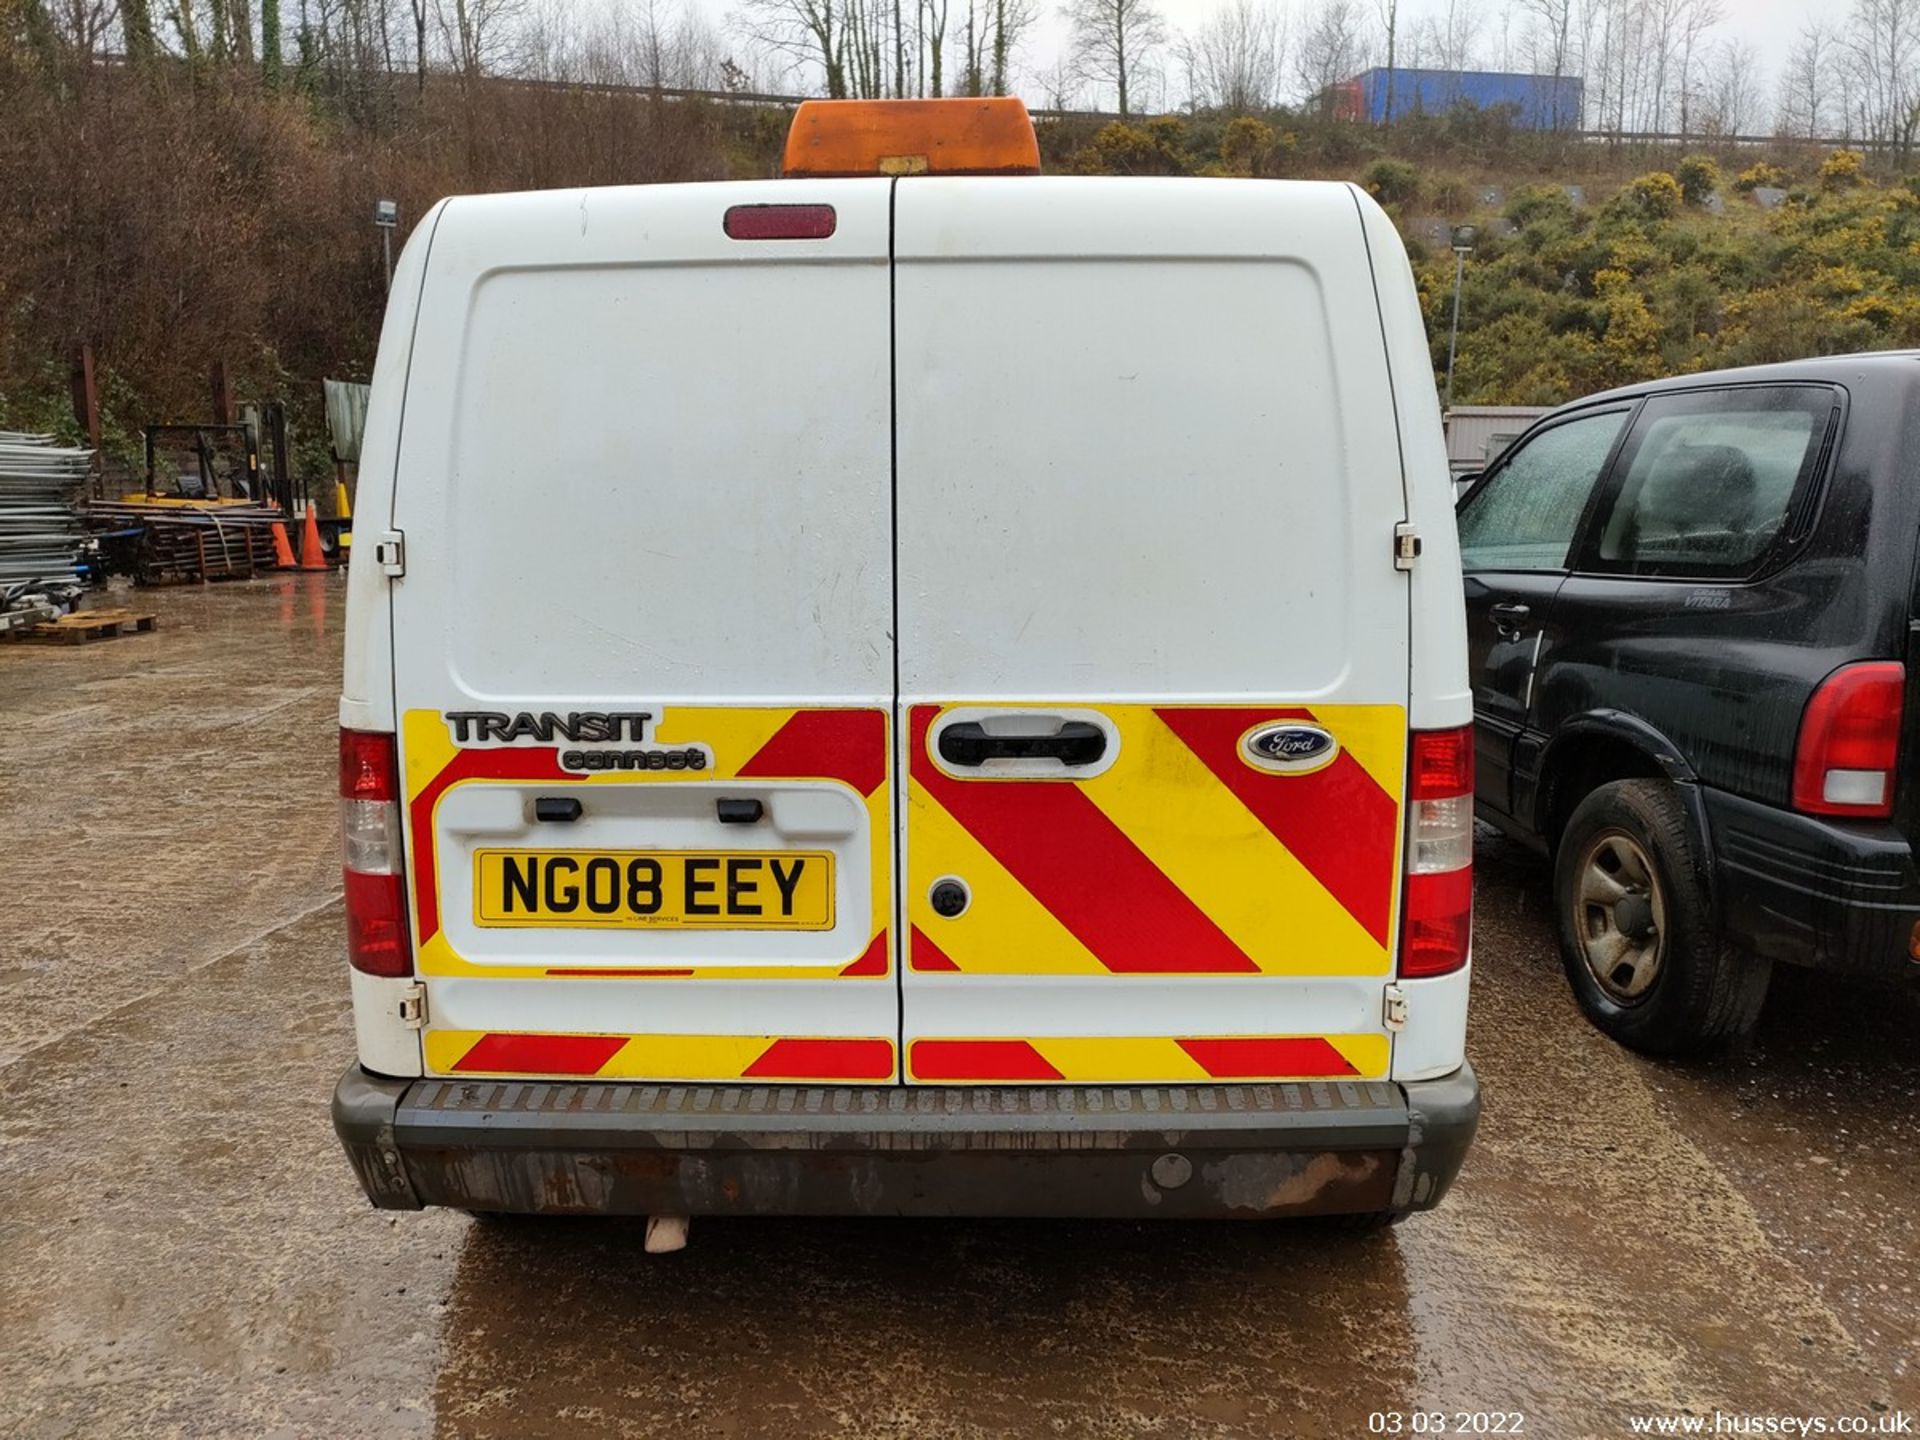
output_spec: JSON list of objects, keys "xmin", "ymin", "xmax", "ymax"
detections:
[
  {"xmin": 1352, "ymin": 188, "xmax": 1472, "ymax": 734},
  {"xmin": 341, "ymin": 198, "xmax": 447, "ymax": 736},
  {"xmin": 342, "ymin": 200, "xmax": 450, "ymax": 1079},
  {"xmin": 892, "ymin": 178, "xmax": 1412, "ymax": 1083},
  {"xmin": 384, "ymin": 180, "xmax": 901, "ymax": 1082},
  {"xmin": 1351, "ymin": 189, "xmax": 1473, "ymax": 1083}
]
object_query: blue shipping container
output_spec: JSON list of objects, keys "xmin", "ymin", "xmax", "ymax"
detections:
[{"xmin": 1350, "ymin": 69, "xmax": 1584, "ymax": 130}]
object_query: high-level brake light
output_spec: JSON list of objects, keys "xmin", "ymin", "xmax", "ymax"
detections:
[
  {"xmin": 1400, "ymin": 725, "xmax": 1474, "ymax": 979},
  {"xmin": 724, "ymin": 204, "xmax": 838, "ymax": 241},
  {"xmin": 340, "ymin": 729, "xmax": 412, "ymax": 977}
]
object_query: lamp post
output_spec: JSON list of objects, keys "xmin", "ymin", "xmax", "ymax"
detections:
[
  {"xmin": 373, "ymin": 199, "xmax": 398, "ymax": 293},
  {"xmin": 1444, "ymin": 224, "xmax": 1476, "ymax": 415}
]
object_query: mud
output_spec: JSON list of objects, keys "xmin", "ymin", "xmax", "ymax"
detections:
[{"xmin": 1, "ymin": 574, "xmax": 1913, "ymax": 1437}]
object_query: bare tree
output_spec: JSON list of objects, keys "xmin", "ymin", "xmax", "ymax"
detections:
[
  {"xmin": 227, "ymin": 0, "xmax": 253, "ymax": 59},
  {"xmin": 1181, "ymin": 0, "xmax": 1286, "ymax": 112},
  {"xmin": 260, "ymin": 0, "xmax": 281, "ymax": 77},
  {"xmin": 1842, "ymin": 0, "xmax": 1920, "ymax": 153},
  {"xmin": 1638, "ymin": 0, "xmax": 1717, "ymax": 133},
  {"xmin": 920, "ymin": 0, "xmax": 949, "ymax": 92},
  {"xmin": 963, "ymin": 0, "xmax": 1035, "ymax": 94},
  {"xmin": 1779, "ymin": 19, "xmax": 1837, "ymax": 138},
  {"xmin": 736, "ymin": 0, "xmax": 848, "ymax": 94},
  {"xmin": 1374, "ymin": 0, "xmax": 1398, "ymax": 126},
  {"xmin": 989, "ymin": 0, "xmax": 1033, "ymax": 88},
  {"xmin": 1293, "ymin": 0, "xmax": 1364, "ymax": 112},
  {"xmin": 1063, "ymin": 0, "xmax": 1166, "ymax": 115},
  {"xmin": 1587, "ymin": 0, "xmax": 1661, "ymax": 135},
  {"xmin": 1416, "ymin": 0, "xmax": 1483, "ymax": 72},
  {"xmin": 433, "ymin": 0, "xmax": 519, "ymax": 76},
  {"xmin": 1672, "ymin": 0, "xmax": 1715, "ymax": 131},
  {"xmin": 1696, "ymin": 35, "xmax": 1757, "ymax": 136},
  {"xmin": 1520, "ymin": 0, "xmax": 1577, "ymax": 126}
]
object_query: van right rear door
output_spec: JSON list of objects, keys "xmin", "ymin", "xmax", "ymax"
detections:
[{"xmin": 892, "ymin": 178, "xmax": 1414, "ymax": 1086}]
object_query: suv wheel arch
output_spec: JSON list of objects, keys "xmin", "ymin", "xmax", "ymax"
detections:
[{"xmin": 1532, "ymin": 713, "xmax": 1699, "ymax": 855}]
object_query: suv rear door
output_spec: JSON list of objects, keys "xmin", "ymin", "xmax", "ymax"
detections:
[
  {"xmin": 388, "ymin": 181, "xmax": 901, "ymax": 1083},
  {"xmin": 892, "ymin": 178, "xmax": 1412, "ymax": 1085},
  {"xmin": 1540, "ymin": 384, "xmax": 1846, "ymax": 802}
]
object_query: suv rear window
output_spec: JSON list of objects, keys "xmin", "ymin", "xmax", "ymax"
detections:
[{"xmin": 1588, "ymin": 386, "xmax": 1838, "ymax": 579}]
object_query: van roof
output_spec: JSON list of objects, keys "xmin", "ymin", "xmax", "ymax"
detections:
[{"xmin": 421, "ymin": 175, "xmax": 1381, "ymax": 264}]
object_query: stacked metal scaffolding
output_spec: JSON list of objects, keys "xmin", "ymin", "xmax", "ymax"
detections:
[
  {"xmin": 0, "ymin": 432, "xmax": 91, "ymax": 587},
  {"xmin": 90, "ymin": 499, "xmax": 288, "ymax": 583}
]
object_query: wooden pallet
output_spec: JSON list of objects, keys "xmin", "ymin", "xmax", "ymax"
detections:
[{"xmin": 3, "ymin": 608, "xmax": 160, "ymax": 645}]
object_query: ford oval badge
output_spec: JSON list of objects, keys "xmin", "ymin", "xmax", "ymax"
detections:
[{"xmin": 1243, "ymin": 723, "xmax": 1338, "ymax": 774}]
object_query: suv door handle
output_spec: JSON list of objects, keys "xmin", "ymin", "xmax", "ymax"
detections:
[
  {"xmin": 1489, "ymin": 602, "xmax": 1532, "ymax": 638},
  {"xmin": 937, "ymin": 720, "xmax": 1108, "ymax": 768}
]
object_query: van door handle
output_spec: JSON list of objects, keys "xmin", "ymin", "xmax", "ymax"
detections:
[
  {"xmin": 1489, "ymin": 602, "xmax": 1531, "ymax": 638},
  {"xmin": 937, "ymin": 721, "xmax": 1108, "ymax": 768}
]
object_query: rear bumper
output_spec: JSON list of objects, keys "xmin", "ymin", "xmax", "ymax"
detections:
[
  {"xmin": 1706, "ymin": 789, "xmax": 1920, "ymax": 980},
  {"xmin": 333, "ymin": 1061, "xmax": 1479, "ymax": 1220}
]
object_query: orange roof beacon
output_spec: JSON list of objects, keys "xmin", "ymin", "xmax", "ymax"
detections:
[{"xmin": 781, "ymin": 97, "xmax": 1042, "ymax": 178}]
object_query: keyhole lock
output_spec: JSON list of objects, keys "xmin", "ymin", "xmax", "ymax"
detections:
[{"xmin": 929, "ymin": 877, "xmax": 971, "ymax": 919}]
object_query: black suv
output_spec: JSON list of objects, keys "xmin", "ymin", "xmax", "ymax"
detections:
[{"xmin": 1455, "ymin": 352, "xmax": 1920, "ymax": 1052}]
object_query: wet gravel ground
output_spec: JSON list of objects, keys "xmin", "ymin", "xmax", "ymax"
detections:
[{"xmin": 1, "ymin": 574, "xmax": 1915, "ymax": 1438}]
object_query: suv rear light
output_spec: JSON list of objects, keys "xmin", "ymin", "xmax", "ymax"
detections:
[
  {"xmin": 1792, "ymin": 662, "xmax": 1904, "ymax": 819},
  {"xmin": 340, "ymin": 729, "xmax": 412, "ymax": 977},
  {"xmin": 1401, "ymin": 725, "xmax": 1474, "ymax": 979}
]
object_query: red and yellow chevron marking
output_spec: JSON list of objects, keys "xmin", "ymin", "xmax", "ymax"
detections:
[
  {"xmin": 905, "ymin": 703, "xmax": 1406, "ymax": 977},
  {"xmin": 906, "ymin": 1033, "xmax": 1389, "ymax": 1083},
  {"xmin": 401, "ymin": 706, "xmax": 891, "ymax": 981},
  {"xmin": 426, "ymin": 1030, "xmax": 898, "ymax": 1081}
]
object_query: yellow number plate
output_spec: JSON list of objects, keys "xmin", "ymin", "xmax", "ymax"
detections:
[{"xmin": 473, "ymin": 850, "xmax": 835, "ymax": 930}]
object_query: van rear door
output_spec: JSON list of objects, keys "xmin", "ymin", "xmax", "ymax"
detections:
[
  {"xmin": 388, "ymin": 180, "xmax": 900, "ymax": 1083},
  {"xmin": 892, "ymin": 178, "xmax": 1411, "ymax": 1084}
]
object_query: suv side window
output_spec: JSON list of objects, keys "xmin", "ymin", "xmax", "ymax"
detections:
[
  {"xmin": 1457, "ymin": 409, "xmax": 1630, "ymax": 572},
  {"xmin": 1585, "ymin": 386, "xmax": 1839, "ymax": 579}
]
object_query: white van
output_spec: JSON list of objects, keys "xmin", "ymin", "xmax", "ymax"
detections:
[{"xmin": 332, "ymin": 99, "xmax": 1478, "ymax": 1229}]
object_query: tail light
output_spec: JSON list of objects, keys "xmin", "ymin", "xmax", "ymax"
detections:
[
  {"xmin": 1793, "ymin": 662, "xmax": 1904, "ymax": 819},
  {"xmin": 341, "ymin": 729, "xmax": 412, "ymax": 976},
  {"xmin": 1401, "ymin": 725, "xmax": 1474, "ymax": 979}
]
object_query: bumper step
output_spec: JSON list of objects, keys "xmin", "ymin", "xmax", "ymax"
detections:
[{"xmin": 335, "ymin": 1065, "xmax": 1477, "ymax": 1220}]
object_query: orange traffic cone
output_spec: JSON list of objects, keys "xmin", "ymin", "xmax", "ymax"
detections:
[
  {"xmin": 298, "ymin": 507, "xmax": 329, "ymax": 571},
  {"xmin": 270, "ymin": 521, "xmax": 297, "ymax": 569}
]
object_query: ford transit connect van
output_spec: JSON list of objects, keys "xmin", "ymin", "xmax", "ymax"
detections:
[{"xmin": 331, "ymin": 99, "xmax": 1479, "ymax": 1229}]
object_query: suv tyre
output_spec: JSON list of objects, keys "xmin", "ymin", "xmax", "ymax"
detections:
[{"xmin": 1553, "ymin": 779, "xmax": 1771, "ymax": 1054}]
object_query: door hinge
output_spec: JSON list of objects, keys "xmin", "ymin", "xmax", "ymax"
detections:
[
  {"xmin": 374, "ymin": 530, "xmax": 406, "ymax": 578},
  {"xmin": 1393, "ymin": 523, "xmax": 1422, "ymax": 571},
  {"xmin": 398, "ymin": 982, "xmax": 427, "ymax": 1029},
  {"xmin": 1383, "ymin": 983, "xmax": 1409, "ymax": 1032}
]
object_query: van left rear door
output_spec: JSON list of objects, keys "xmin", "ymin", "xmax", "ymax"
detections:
[{"xmin": 387, "ymin": 180, "xmax": 900, "ymax": 1084}]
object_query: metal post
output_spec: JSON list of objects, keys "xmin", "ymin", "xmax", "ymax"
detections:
[
  {"xmin": 1444, "ymin": 249, "xmax": 1465, "ymax": 413},
  {"xmin": 1444, "ymin": 226, "xmax": 1476, "ymax": 415},
  {"xmin": 374, "ymin": 199, "xmax": 398, "ymax": 294},
  {"xmin": 71, "ymin": 343, "xmax": 103, "ymax": 495},
  {"xmin": 210, "ymin": 359, "xmax": 234, "ymax": 426}
]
